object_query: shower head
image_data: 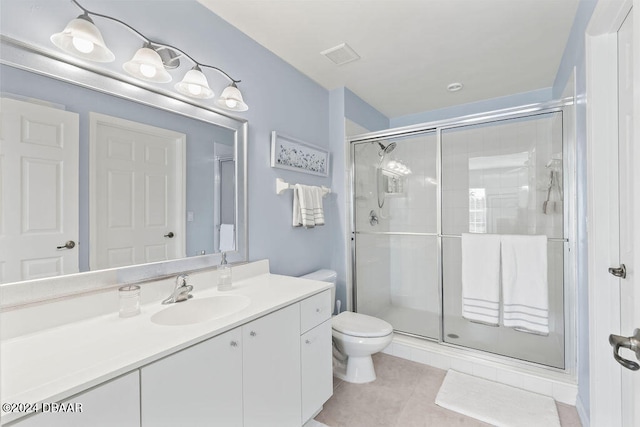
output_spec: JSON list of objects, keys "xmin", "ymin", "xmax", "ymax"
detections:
[{"xmin": 378, "ymin": 141, "xmax": 397, "ymax": 156}]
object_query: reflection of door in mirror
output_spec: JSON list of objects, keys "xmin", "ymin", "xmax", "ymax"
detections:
[
  {"xmin": 0, "ymin": 97, "xmax": 79, "ymax": 283},
  {"xmin": 89, "ymin": 113, "xmax": 186, "ymax": 270},
  {"xmin": 218, "ymin": 158, "xmax": 235, "ymax": 252}
]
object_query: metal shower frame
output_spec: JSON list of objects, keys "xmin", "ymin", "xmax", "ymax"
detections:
[{"xmin": 347, "ymin": 97, "xmax": 577, "ymax": 375}]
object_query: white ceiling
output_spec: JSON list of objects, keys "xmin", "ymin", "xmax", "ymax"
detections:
[{"xmin": 198, "ymin": 0, "xmax": 580, "ymax": 118}]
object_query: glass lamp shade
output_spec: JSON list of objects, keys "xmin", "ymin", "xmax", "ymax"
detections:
[
  {"xmin": 123, "ymin": 47, "xmax": 172, "ymax": 83},
  {"xmin": 50, "ymin": 15, "xmax": 115, "ymax": 62},
  {"xmin": 175, "ymin": 68, "xmax": 214, "ymax": 99},
  {"xmin": 215, "ymin": 83, "xmax": 249, "ymax": 111}
]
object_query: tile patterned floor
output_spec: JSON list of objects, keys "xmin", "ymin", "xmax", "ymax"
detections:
[{"xmin": 315, "ymin": 353, "xmax": 582, "ymax": 427}]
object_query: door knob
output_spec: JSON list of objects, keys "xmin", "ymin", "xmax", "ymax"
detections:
[
  {"xmin": 164, "ymin": 232, "xmax": 174, "ymax": 238},
  {"xmin": 609, "ymin": 329, "xmax": 640, "ymax": 371},
  {"xmin": 56, "ymin": 240, "xmax": 76, "ymax": 250},
  {"xmin": 608, "ymin": 264, "xmax": 627, "ymax": 279}
]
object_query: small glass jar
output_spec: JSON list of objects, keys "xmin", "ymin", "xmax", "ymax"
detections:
[{"xmin": 118, "ymin": 285, "xmax": 141, "ymax": 318}]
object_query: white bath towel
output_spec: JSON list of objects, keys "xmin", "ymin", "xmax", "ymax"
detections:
[
  {"xmin": 219, "ymin": 223, "xmax": 235, "ymax": 252},
  {"xmin": 293, "ymin": 184, "xmax": 325, "ymax": 228},
  {"xmin": 461, "ymin": 233, "xmax": 501, "ymax": 326},
  {"xmin": 501, "ymin": 235, "xmax": 549, "ymax": 335}
]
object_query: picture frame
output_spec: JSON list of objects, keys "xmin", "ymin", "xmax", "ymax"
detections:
[{"xmin": 270, "ymin": 131, "xmax": 330, "ymax": 177}]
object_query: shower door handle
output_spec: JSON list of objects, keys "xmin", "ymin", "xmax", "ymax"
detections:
[{"xmin": 609, "ymin": 329, "xmax": 640, "ymax": 371}]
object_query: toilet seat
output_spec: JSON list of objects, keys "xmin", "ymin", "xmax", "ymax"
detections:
[{"xmin": 332, "ymin": 311, "xmax": 393, "ymax": 338}]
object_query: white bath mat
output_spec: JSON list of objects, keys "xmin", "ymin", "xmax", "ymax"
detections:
[
  {"xmin": 435, "ymin": 370, "xmax": 560, "ymax": 427},
  {"xmin": 303, "ymin": 420, "xmax": 330, "ymax": 427}
]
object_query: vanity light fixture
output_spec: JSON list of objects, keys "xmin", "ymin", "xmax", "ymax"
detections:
[
  {"xmin": 216, "ymin": 82, "xmax": 249, "ymax": 112},
  {"xmin": 50, "ymin": 12, "xmax": 115, "ymax": 62},
  {"xmin": 175, "ymin": 65, "xmax": 214, "ymax": 99},
  {"xmin": 51, "ymin": 0, "xmax": 248, "ymax": 111},
  {"xmin": 123, "ymin": 44, "xmax": 172, "ymax": 83}
]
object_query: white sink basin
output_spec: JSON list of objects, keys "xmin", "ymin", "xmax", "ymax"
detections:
[{"xmin": 151, "ymin": 295, "xmax": 251, "ymax": 326}]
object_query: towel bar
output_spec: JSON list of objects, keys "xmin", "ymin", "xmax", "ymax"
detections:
[{"xmin": 276, "ymin": 178, "xmax": 330, "ymax": 196}]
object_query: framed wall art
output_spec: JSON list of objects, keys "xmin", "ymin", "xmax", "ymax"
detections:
[{"xmin": 270, "ymin": 131, "xmax": 330, "ymax": 177}]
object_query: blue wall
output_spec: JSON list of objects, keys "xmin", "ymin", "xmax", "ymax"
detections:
[{"xmin": 345, "ymin": 88, "xmax": 390, "ymax": 131}]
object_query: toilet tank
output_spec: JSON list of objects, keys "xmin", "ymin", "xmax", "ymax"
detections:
[{"xmin": 300, "ymin": 269, "xmax": 336, "ymax": 310}]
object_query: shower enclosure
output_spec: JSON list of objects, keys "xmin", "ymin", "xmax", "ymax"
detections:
[{"xmin": 350, "ymin": 103, "xmax": 570, "ymax": 369}]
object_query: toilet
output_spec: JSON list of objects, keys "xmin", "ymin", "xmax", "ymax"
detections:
[{"xmin": 301, "ymin": 269, "xmax": 393, "ymax": 384}]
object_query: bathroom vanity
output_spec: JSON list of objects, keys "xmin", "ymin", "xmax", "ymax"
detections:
[{"xmin": 0, "ymin": 260, "xmax": 333, "ymax": 426}]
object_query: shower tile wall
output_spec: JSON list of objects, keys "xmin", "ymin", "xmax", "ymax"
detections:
[
  {"xmin": 442, "ymin": 114, "xmax": 563, "ymax": 237},
  {"xmin": 354, "ymin": 144, "xmax": 391, "ymax": 318}
]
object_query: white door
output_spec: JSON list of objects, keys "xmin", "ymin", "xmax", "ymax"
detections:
[
  {"xmin": 587, "ymin": 2, "xmax": 640, "ymax": 425},
  {"xmin": 89, "ymin": 113, "xmax": 185, "ymax": 270},
  {"xmin": 610, "ymin": 9, "xmax": 640, "ymax": 427},
  {"xmin": 0, "ymin": 97, "xmax": 79, "ymax": 283}
]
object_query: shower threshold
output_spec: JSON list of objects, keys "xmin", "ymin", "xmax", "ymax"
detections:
[{"xmin": 371, "ymin": 305, "xmax": 564, "ymax": 369}]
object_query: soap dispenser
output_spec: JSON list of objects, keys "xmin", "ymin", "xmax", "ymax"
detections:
[{"xmin": 217, "ymin": 252, "xmax": 232, "ymax": 291}]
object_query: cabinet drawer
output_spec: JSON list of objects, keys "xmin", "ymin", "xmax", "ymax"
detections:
[{"xmin": 300, "ymin": 289, "xmax": 332, "ymax": 333}]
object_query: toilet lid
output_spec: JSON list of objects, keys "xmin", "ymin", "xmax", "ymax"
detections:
[{"xmin": 332, "ymin": 311, "xmax": 393, "ymax": 338}]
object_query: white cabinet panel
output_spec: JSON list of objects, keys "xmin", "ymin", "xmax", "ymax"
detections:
[
  {"xmin": 141, "ymin": 328, "xmax": 243, "ymax": 427},
  {"xmin": 242, "ymin": 304, "xmax": 301, "ymax": 427},
  {"xmin": 301, "ymin": 319, "xmax": 333, "ymax": 423},
  {"xmin": 13, "ymin": 372, "xmax": 139, "ymax": 427}
]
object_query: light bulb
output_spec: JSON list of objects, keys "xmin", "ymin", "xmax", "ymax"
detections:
[
  {"xmin": 187, "ymin": 83, "xmax": 202, "ymax": 96},
  {"xmin": 72, "ymin": 36, "xmax": 94, "ymax": 53},
  {"xmin": 139, "ymin": 64, "xmax": 157, "ymax": 78},
  {"xmin": 225, "ymin": 99, "xmax": 238, "ymax": 108}
]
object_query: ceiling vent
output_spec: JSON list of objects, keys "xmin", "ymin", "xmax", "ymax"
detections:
[{"xmin": 321, "ymin": 43, "xmax": 360, "ymax": 65}]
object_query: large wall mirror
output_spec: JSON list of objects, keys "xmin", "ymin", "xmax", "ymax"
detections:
[{"xmin": 0, "ymin": 36, "xmax": 248, "ymax": 286}]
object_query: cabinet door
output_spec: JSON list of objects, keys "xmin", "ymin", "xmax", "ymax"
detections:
[
  {"xmin": 141, "ymin": 328, "xmax": 243, "ymax": 427},
  {"xmin": 242, "ymin": 304, "xmax": 301, "ymax": 427},
  {"xmin": 301, "ymin": 319, "xmax": 333, "ymax": 423},
  {"xmin": 12, "ymin": 371, "xmax": 139, "ymax": 427}
]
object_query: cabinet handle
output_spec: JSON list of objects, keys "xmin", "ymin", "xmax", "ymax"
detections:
[
  {"xmin": 230, "ymin": 341, "xmax": 238, "ymax": 347},
  {"xmin": 305, "ymin": 338, "xmax": 315, "ymax": 345},
  {"xmin": 316, "ymin": 308, "xmax": 322, "ymax": 313},
  {"xmin": 250, "ymin": 331, "xmax": 257, "ymax": 337}
]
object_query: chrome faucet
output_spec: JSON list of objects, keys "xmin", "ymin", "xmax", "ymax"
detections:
[{"xmin": 161, "ymin": 274, "xmax": 193, "ymax": 304}]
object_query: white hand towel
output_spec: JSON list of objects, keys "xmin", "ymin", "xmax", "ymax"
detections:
[
  {"xmin": 461, "ymin": 233, "xmax": 501, "ymax": 326},
  {"xmin": 501, "ymin": 235, "xmax": 549, "ymax": 335},
  {"xmin": 293, "ymin": 184, "xmax": 325, "ymax": 228},
  {"xmin": 219, "ymin": 223, "xmax": 235, "ymax": 252}
]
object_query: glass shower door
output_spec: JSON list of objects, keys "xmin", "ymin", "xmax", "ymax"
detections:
[
  {"xmin": 441, "ymin": 112, "xmax": 565, "ymax": 368},
  {"xmin": 352, "ymin": 131, "xmax": 439, "ymax": 339}
]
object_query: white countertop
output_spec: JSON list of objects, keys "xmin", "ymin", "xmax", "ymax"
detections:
[{"xmin": 0, "ymin": 270, "xmax": 331, "ymax": 424}]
